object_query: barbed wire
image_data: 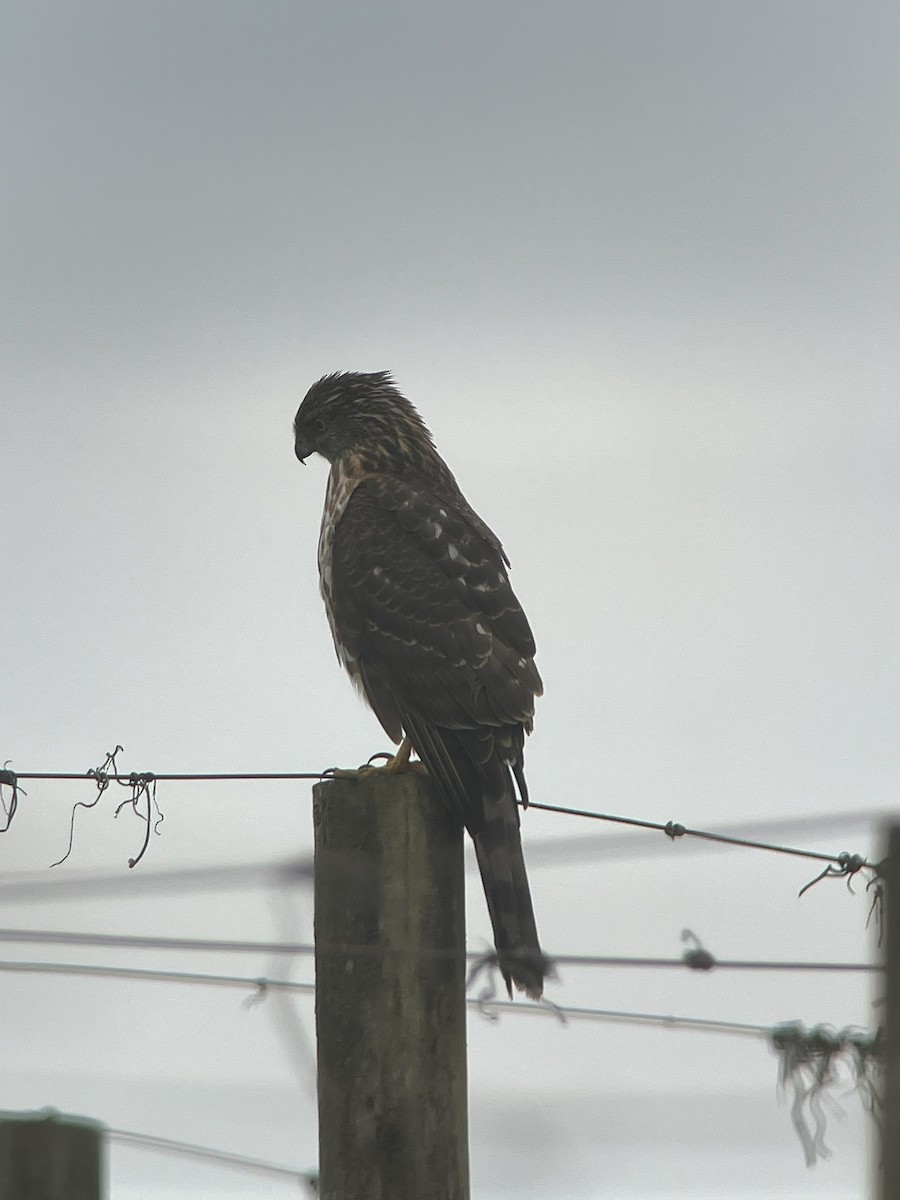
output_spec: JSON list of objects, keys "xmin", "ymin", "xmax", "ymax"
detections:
[
  {"xmin": 0, "ymin": 958, "xmax": 315, "ymax": 993},
  {"xmin": 482, "ymin": 997, "xmax": 885, "ymax": 1163},
  {"xmin": 107, "ymin": 1126, "xmax": 317, "ymax": 1191},
  {"xmin": 0, "ymin": 1105, "xmax": 317, "ymax": 1192},
  {"xmin": 0, "ymin": 858, "xmax": 312, "ymax": 903},
  {"xmin": 0, "ymin": 961, "xmax": 879, "ymax": 1167},
  {"xmin": 16, "ymin": 770, "xmax": 326, "ymax": 782},
  {"xmin": 2, "ymin": 756, "xmax": 879, "ymax": 886},
  {"xmin": 0, "ymin": 957, "xmax": 880, "ymax": 1058},
  {"xmin": 0, "ymin": 927, "xmax": 877, "ymax": 973},
  {"xmin": 0, "ymin": 957, "xmax": 830, "ymax": 1038},
  {"xmin": 525, "ymin": 807, "xmax": 885, "ymax": 868},
  {"xmin": 524, "ymin": 798, "xmax": 875, "ymax": 882},
  {"xmin": 1, "ymin": 754, "xmax": 885, "ymax": 1179}
]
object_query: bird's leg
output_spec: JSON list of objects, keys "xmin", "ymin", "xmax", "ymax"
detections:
[{"xmin": 326, "ymin": 736, "xmax": 428, "ymax": 779}]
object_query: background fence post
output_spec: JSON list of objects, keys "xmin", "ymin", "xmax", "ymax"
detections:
[
  {"xmin": 881, "ymin": 823, "xmax": 900, "ymax": 1200},
  {"xmin": 0, "ymin": 1111, "xmax": 104, "ymax": 1200}
]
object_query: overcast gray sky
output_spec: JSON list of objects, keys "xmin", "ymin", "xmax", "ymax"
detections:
[{"xmin": 1, "ymin": 2, "xmax": 897, "ymax": 1195}]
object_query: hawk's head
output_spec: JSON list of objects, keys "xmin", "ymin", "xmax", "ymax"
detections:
[{"xmin": 293, "ymin": 371, "xmax": 437, "ymax": 471}]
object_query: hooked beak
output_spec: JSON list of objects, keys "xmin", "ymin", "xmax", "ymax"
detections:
[{"xmin": 294, "ymin": 439, "xmax": 310, "ymax": 464}]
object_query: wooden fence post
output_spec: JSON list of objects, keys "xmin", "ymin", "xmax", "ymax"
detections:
[
  {"xmin": 881, "ymin": 823, "xmax": 900, "ymax": 1200},
  {"xmin": 0, "ymin": 1111, "xmax": 104, "ymax": 1200},
  {"xmin": 313, "ymin": 772, "xmax": 469, "ymax": 1200}
]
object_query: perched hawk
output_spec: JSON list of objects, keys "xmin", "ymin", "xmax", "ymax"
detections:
[{"xmin": 294, "ymin": 371, "xmax": 547, "ymax": 999}]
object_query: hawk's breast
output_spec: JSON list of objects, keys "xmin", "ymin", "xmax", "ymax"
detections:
[{"xmin": 318, "ymin": 456, "xmax": 368, "ymax": 691}]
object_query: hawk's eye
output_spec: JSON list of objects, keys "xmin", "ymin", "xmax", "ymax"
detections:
[{"xmin": 312, "ymin": 417, "xmax": 326, "ymax": 433}]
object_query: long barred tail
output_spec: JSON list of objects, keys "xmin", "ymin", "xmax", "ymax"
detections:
[
  {"xmin": 399, "ymin": 714, "xmax": 548, "ymax": 999},
  {"xmin": 472, "ymin": 785, "xmax": 547, "ymax": 1000}
]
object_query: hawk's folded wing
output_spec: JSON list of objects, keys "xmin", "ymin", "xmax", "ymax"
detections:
[{"xmin": 328, "ymin": 475, "xmax": 542, "ymax": 836}]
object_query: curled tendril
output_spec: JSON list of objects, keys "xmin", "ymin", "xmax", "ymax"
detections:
[
  {"xmin": 0, "ymin": 762, "xmax": 23, "ymax": 833},
  {"xmin": 52, "ymin": 746, "xmax": 164, "ymax": 868},
  {"xmin": 113, "ymin": 773, "xmax": 163, "ymax": 869},
  {"xmin": 799, "ymin": 852, "xmax": 869, "ymax": 899},
  {"xmin": 681, "ymin": 929, "xmax": 716, "ymax": 971},
  {"xmin": 770, "ymin": 1022, "xmax": 882, "ymax": 1166},
  {"xmin": 465, "ymin": 950, "xmax": 502, "ymax": 1019},
  {"xmin": 243, "ymin": 980, "xmax": 269, "ymax": 1010},
  {"xmin": 51, "ymin": 746, "xmax": 124, "ymax": 867}
]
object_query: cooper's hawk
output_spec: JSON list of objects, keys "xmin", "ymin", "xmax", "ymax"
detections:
[{"xmin": 294, "ymin": 370, "xmax": 548, "ymax": 999}]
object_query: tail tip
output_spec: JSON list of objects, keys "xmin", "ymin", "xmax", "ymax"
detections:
[{"xmin": 502, "ymin": 946, "xmax": 551, "ymax": 1002}]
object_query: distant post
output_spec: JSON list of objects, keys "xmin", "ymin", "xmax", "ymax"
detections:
[
  {"xmin": 313, "ymin": 772, "xmax": 469, "ymax": 1200},
  {"xmin": 882, "ymin": 823, "xmax": 900, "ymax": 1200},
  {"xmin": 0, "ymin": 1111, "xmax": 104, "ymax": 1200}
]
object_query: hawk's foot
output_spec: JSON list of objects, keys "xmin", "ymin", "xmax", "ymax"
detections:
[{"xmin": 325, "ymin": 736, "xmax": 427, "ymax": 780}]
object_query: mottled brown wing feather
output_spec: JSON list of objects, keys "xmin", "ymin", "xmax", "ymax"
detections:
[
  {"xmin": 329, "ymin": 476, "xmax": 540, "ymax": 827},
  {"xmin": 329, "ymin": 474, "xmax": 547, "ymax": 998}
]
